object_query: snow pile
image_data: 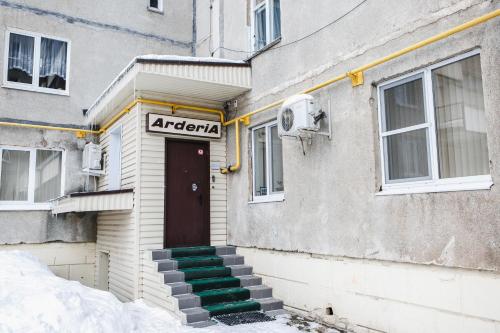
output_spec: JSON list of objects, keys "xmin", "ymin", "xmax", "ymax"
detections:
[{"xmin": 0, "ymin": 251, "xmax": 304, "ymax": 333}]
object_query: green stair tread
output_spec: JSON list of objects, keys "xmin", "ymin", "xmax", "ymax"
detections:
[
  {"xmin": 173, "ymin": 255, "xmax": 223, "ymax": 269},
  {"xmin": 180, "ymin": 266, "xmax": 232, "ymax": 280},
  {"xmin": 196, "ymin": 287, "xmax": 250, "ymax": 306},
  {"xmin": 203, "ymin": 300, "xmax": 261, "ymax": 317},
  {"xmin": 187, "ymin": 276, "xmax": 241, "ymax": 292},
  {"xmin": 168, "ymin": 246, "xmax": 216, "ymax": 258}
]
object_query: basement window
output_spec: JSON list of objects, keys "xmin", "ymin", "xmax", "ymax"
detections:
[
  {"xmin": 251, "ymin": 121, "xmax": 284, "ymax": 203},
  {"xmin": 252, "ymin": 0, "xmax": 281, "ymax": 51},
  {"xmin": 377, "ymin": 50, "xmax": 492, "ymax": 195},
  {"xmin": 3, "ymin": 29, "xmax": 69, "ymax": 95},
  {"xmin": 0, "ymin": 147, "xmax": 64, "ymax": 210},
  {"xmin": 148, "ymin": 0, "xmax": 163, "ymax": 13}
]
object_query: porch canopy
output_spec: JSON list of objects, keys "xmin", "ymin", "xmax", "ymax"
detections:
[{"xmin": 85, "ymin": 55, "xmax": 252, "ymax": 126}]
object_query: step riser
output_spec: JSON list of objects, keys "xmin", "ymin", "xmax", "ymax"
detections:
[
  {"xmin": 174, "ymin": 295, "xmax": 201, "ymax": 309},
  {"xmin": 176, "ymin": 257, "xmax": 223, "ymax": 269},
  {"xmin": 221, "ymin": 255, "xmax": 244, "ymax": 266},
  {"xmin": 230, "ymin": 265, "xmax": 253, "ymax": 276},
  {"xmin": 257, "ymin": 298, "xmax": 284, "ymax": 312},
  {"xmin": 164, "ymin": 271, "xmax": 185, "ymax": 283},
  {"xmin": 215, "ymin": 246, "xmax": 236, "ymax": 256},
  {"xmin": 157, "ymin": 260, "xmax": 178, "ymax": 271},
  {"xmin": 167, "ymin": 282, "xmax": 192, "ymax": 295},
  {"xmin": 183, "ymin": 267, "xmax": 232, "ymax": 281},
  {"xmin": 180, "ymin": 308, "xmax": 210, "ymax": 325},
  {"xmin": 189, "ymin": 278, "xmax": 241, "ymax": 293},
  {"xmin": 248, "ymin": 286, "xmax": 273, "ymax": 299},
  {"xmin": 239, "ymin": 276, "xmax": 262, "ymax": 287}
]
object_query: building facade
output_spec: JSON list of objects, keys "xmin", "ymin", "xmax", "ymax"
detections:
[
  {"xmin": 0, "ymin": 0, "xmax": 193, "ymax": 285},
  {"xmin": 0, "ymin": 0, "xmax": 499, "ymax": 332}
]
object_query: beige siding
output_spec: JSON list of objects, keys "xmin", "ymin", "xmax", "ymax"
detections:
[
  {"xmin": 95, "ymin": 107, "xmax": 139, "ymax": 302},
  {"xmin": 137, "ymin": 104, "xmax": 227, "ymax": 299}
]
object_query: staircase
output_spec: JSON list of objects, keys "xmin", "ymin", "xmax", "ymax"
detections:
[{"xmin": 149, "ymin": 245, "xmax": 284, "ymax": 327}]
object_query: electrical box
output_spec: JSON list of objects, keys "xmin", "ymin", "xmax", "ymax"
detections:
[{"xmin": 82, "ymin": 142, "xmax": 103, "ymax": 175}]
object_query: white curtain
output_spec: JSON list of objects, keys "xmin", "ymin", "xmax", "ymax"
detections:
[
  {"xmin": 8, "ymin": 33, "xmax": 34, "ymax": 77},
  {"xmin": 270, "ymin": 126, "xmax": 284, "ymax": 192},
  {"xmin": 432, "ymin": 55, "xmax": 489, "ymax": 178},
  {"xmin": 383, "ymin": 78, "xmax": 430, "ymax": 181},
  {"xmin": 0, "ymin": 150, "xmax": 30, "ymax": 201},
  {"xmin": 272, "ymin": 0, "xmax": 281, "ymax": 40},
  {"xmin": 255, "ymin": 7, "xmax": 267, "ymax": 50},
  {"xmin": 39, "ymin": 38, "xmax": 67, "ymax": 80},
  {"xmin": 253, "ymin": 128, "xmax": 267, "ymax": 195},
  {"xmin": 34, "ymin": 150, "xmax": 62, "ymax": 202}
]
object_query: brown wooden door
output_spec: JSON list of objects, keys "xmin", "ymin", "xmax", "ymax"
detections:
[{"xmin": 165, "ymin": 139, "xmax": 210, "ymax": 248}]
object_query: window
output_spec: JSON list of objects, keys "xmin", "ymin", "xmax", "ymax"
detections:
[
  {"xmin": 253, "ymin": 0, "xmax": 281, "ymax": 51},
  {"xmin": 0, "ymin": 147, "xmax": 64, "ymax": 209},
  {"xmin": 251, "ymin": 121, "xmax": 284, "ymax": 202},
  {"xmin": 4, "ymin": 29, "xmax": 69, "ymax": 94},
  {"xmin": 377, "ymin": 51, "xmax": 491, "ymax": 194},
  {"xmin": 148, "ymin": 0, "xmax": 163, "ymax": 12},
  {"xmin": 108, "ymin": 126, "xmax": 122, "ymax": 191}
]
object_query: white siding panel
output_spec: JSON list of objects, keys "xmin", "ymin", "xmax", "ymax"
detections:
[{"xmin": 95, "ymin": 107, "xmax": 139, "ymax": 302}]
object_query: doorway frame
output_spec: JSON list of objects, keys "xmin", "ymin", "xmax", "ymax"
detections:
[{"xmin": 163, "ymin": 137, "xmax": 211, "ymax": 248}]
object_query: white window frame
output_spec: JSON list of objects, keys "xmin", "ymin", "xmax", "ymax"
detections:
[
  {"xmin": 148, "ymin": 0, "xmax": 163, "ymax": 13},
  {"xmin": 0, "ymin": 146, "xmax": 65, "ymax": 210},
  {"xmin": 250, "ymin": 121, "xmax": 285, "ymax": 203},
  {"xmin": 377, "ymin": 49, "xmax": 492, "ymax": 195},
  {"xmin": 251, "ymin": 0, "xmax": 281, "ymax": 52},
  {"xmin": 3, "ymin": 28, "xmax": 71, "ymax": 96}
]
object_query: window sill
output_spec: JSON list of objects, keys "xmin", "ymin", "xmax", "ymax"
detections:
[
  {"xmin": 376, "ymin": 176, "xmax": 493, "ymax": 196},
  {"xmin": 147, "ymin": 7, "xmax": 164, "ymax": 14},
  {"xmin": 0, "ymin": 203, "xmax": 52, "ymax": 211},
  {"xmin": 249, "ymin": 193, "xmax": 285, "ymax": 204},
  {"xmin": 246, "ymin": 37, "xmax": 282, "ymax": 61},
  {"xmin": 2, "ymin": 82, "xmax": 69, "ymax": 96}
]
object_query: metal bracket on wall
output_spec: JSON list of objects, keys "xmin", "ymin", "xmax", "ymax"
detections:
[{"xmin": 348, "ymin": 71, "xmax": 364, "ymax": 87}]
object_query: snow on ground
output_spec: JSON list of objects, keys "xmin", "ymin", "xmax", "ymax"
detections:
[{"xmin": 0, "ymin": 251, "xmax": 334, "ymax": 333}]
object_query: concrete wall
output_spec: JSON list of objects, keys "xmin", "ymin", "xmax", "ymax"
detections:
[
  {"xmin": 0, "ymin": 0, "xmax": 193, "ymax": 245},
  {"xmin": 0, "ymin": 242, "xmax": 96, "ymax": 287},
  {"xmin": 227, "ymin": 0, "xmax": 500, "ymax": 272},
  {"xmin": 0, "ymin": 0, "xmax": 193, "ymax": 125},
  {"xmin": 0, "ymin": 127, "xmax": 96, "ymax": 244},
  {"xmin": 223, "ymin": 1, "xmax": 500, "ymax": 331}
]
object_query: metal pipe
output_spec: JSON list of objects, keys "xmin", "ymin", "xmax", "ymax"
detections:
[
  {"xmin": 220, "ymin": 119, "xmax": 241, "ymax": 173},
  {"xmin": 0, "ymin": 121, "xmax": 99, "ymax": 135},
  {"xmin": 222, "ymin": 9, "xmax": 500, "ymax": 174}
]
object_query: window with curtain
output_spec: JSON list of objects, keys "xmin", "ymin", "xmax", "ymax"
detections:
[
  {"xmin": 378, "ymin": 52, "xmax": 490, "ymax": 192},
  {"xmin": 5, "ymin": 30, "xmax": 68, "ymax": 92},
  {"xmin": 253, "ymin": 0, "xmax": 281, "ymax": 51},
  {"xmin": 252, "ymin": 121, "xmax": 284, "ymax": 201},
  {"xmin": 0, "ymin": 148, "xmax": 63, "ymax": 205}
]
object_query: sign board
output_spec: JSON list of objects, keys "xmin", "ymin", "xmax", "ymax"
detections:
[{"xmin": 146, "ymin": 113, "xmax": 222, "ymax": 139}]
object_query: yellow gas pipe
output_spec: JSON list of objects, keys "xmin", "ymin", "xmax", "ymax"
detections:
[
  {"xmin": 0, "ymin": 10, "xmax": 497, "ymax": 174},
  {"xmin": 221, "ymin": 9, "xmax": 500, "ymax": 173}
]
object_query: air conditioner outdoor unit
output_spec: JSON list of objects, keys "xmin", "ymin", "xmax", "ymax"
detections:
[
  {"xmin": 82, "ymin": 142, "xmax": 103, "ymax": 174},
  {"xmin": 277, "ymin": 94, "xmax": 325, "ymax": 138}
]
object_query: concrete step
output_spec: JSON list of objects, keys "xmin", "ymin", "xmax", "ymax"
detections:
[
  {"xmin": 215, "ymin": 246, "xmax": 236, "ymax": 256},
  {"xmin": 188, "ymin": 320, "xmax": 217, "ymax": 328},
  {"xmin": 256, "ymin": 297, "xmax": 284, "ymax": 312},
  {"xmin": 220, "ymin": 254, "xmax": 244, "ymax": 266},
  {"xmin": 166, "ymin": 282, "xmax": 192, "ymax": 295},
  {"xmin": 152, "ymin": 249, "xmax": 172, "ymax": 260},
  {"xmin": 247, "ymin": 285, "xmax": 273, "ymax": 299},
  {"xmin": 163, "ymin": 270, "xmax": 185, "ymax": 283},
  {"xmin": 173, "ymin": 293, "xmax": 201, "ymax": 309},
  {"xmin": 156, "ymin": 259, "xmax": 178, "ymax": 271},
  {"xmin": 238, "ymin": 275, "xmax": 262, "ymax": 287},
  {"xmin": 229, "ymin": 264, "xmax": 253, "ymax": 276},
  {"xmin": 180, "ymin": 307, "xmax": 210, "ymax": 325}
]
